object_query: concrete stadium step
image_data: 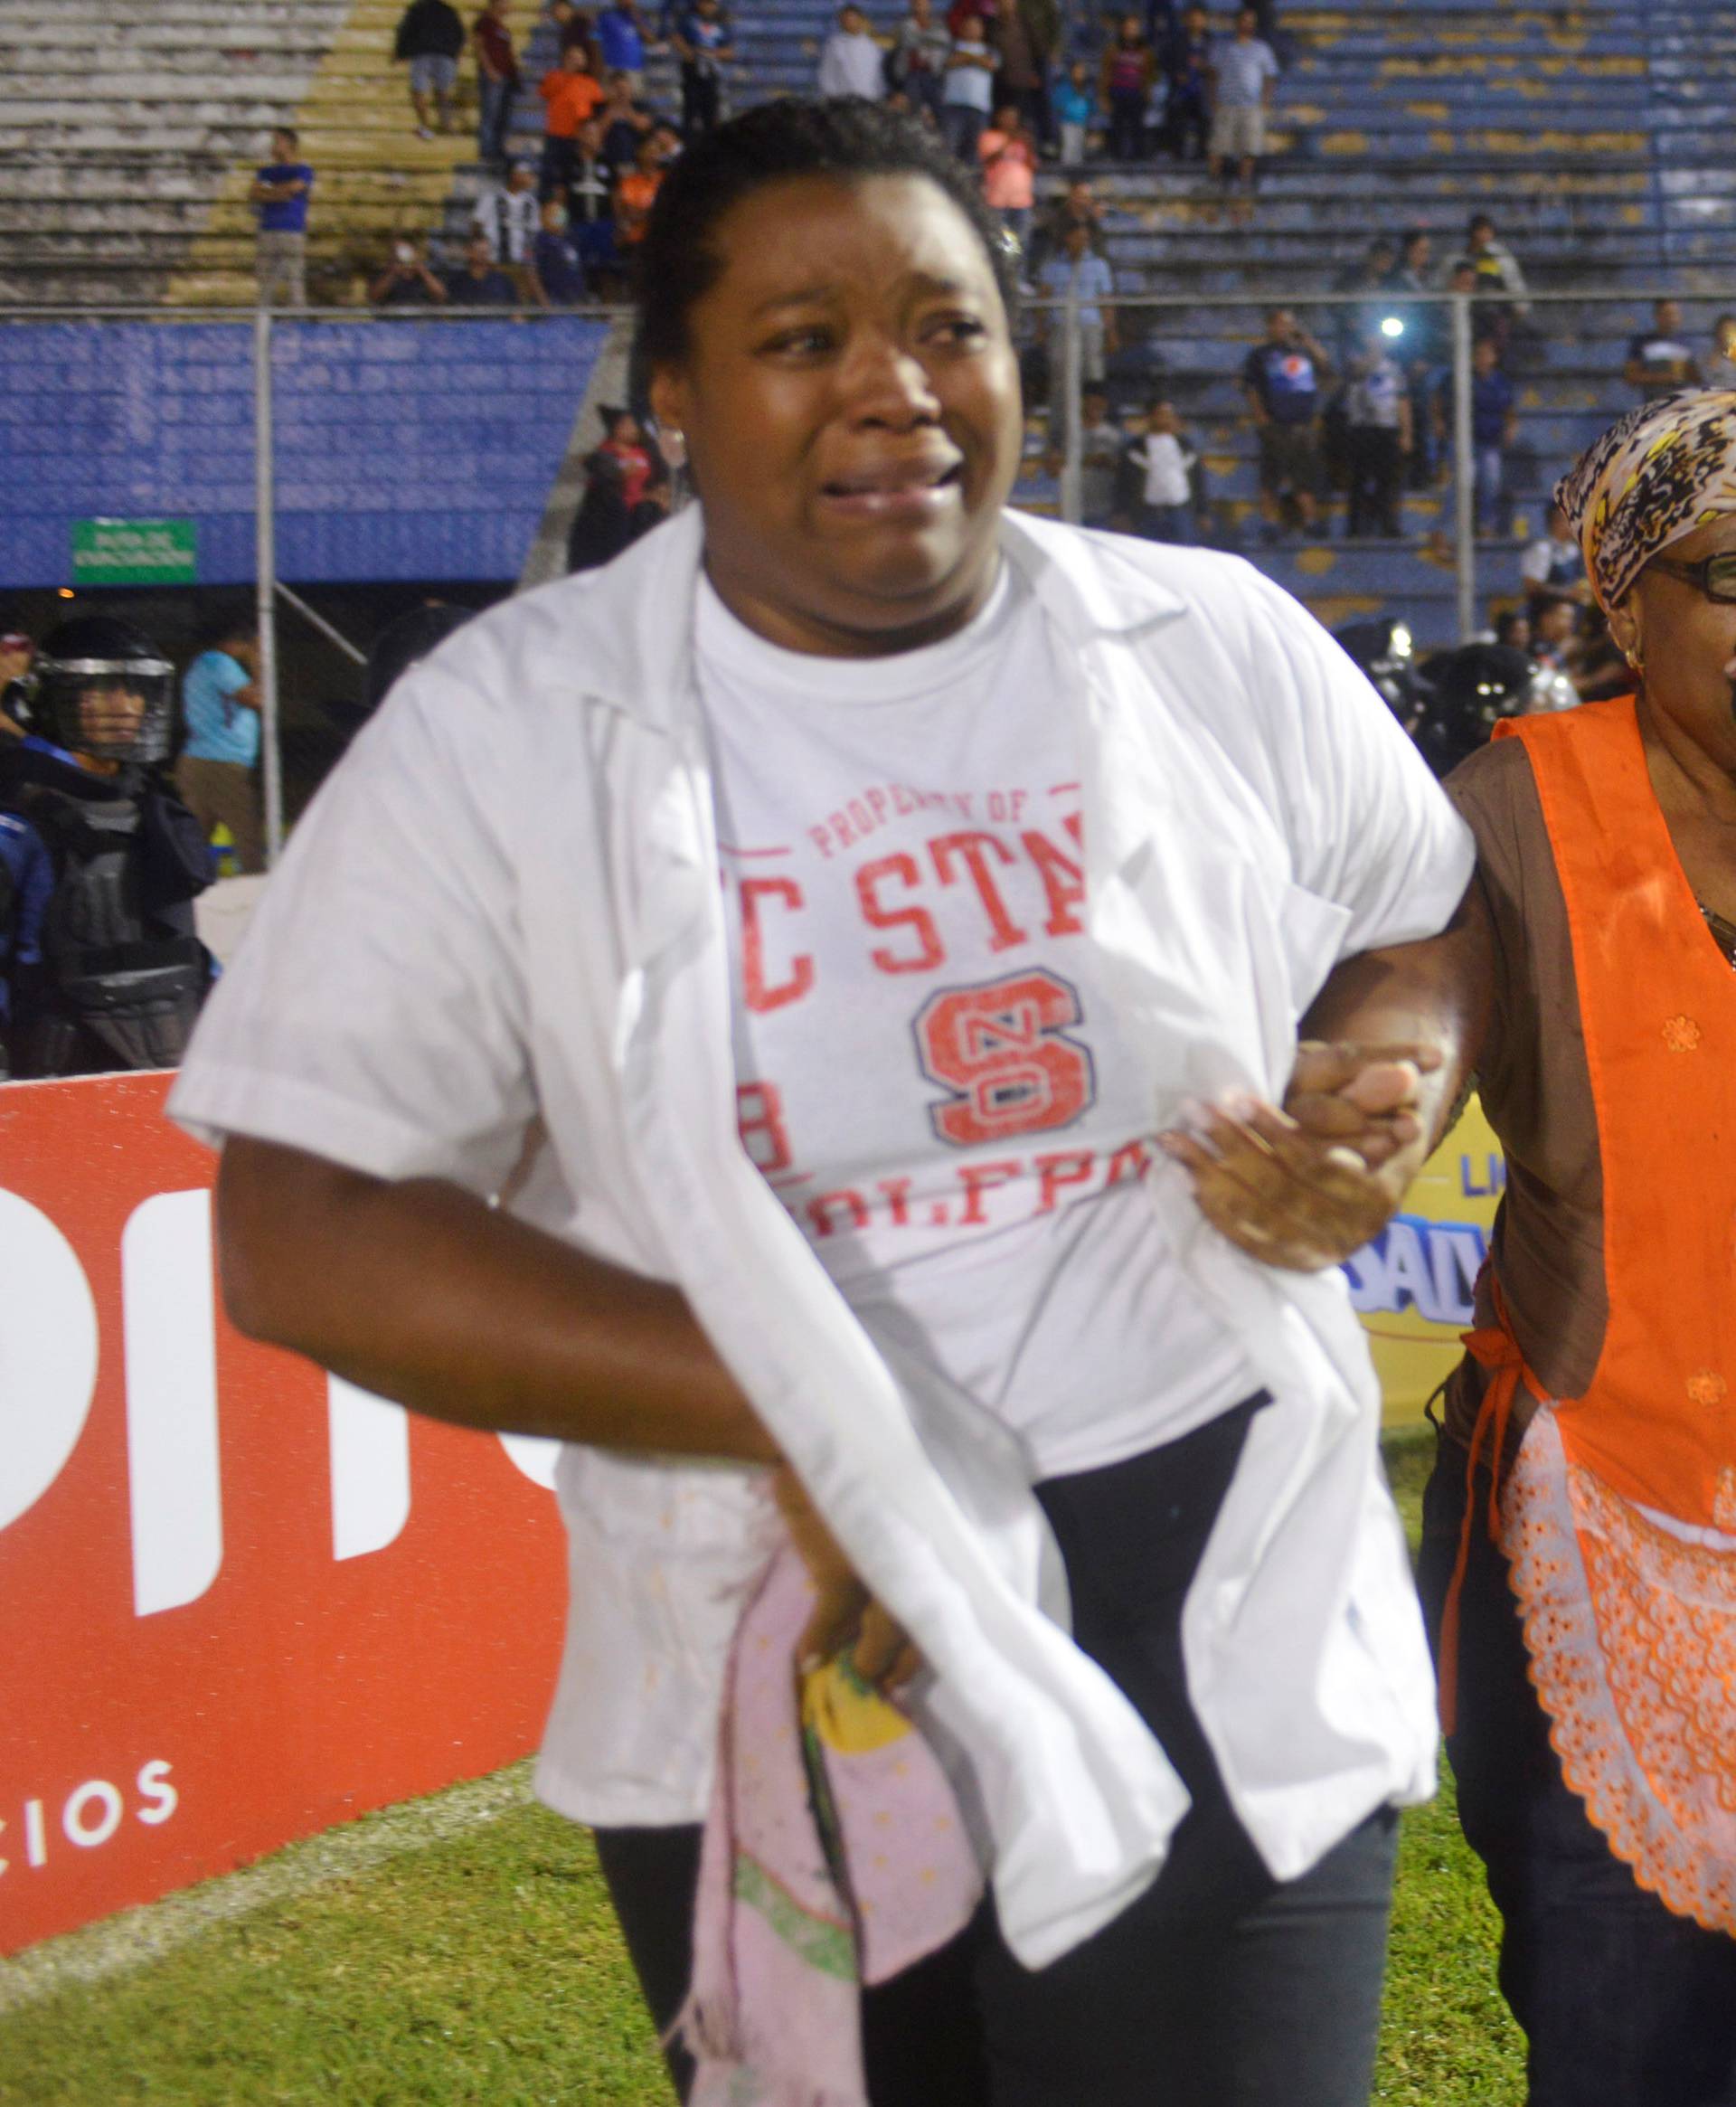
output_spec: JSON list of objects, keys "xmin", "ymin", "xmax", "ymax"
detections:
[
  {"xmin": 1103, "ymin": 226, "xmax": 1669, "ymax": 269},
  {"xmin": 0, "ymin": 0, "xmax": 343, "ymax": 21}
]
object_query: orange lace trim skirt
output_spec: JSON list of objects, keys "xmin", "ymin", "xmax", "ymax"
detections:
[{"xmin": 1502, "ymin": 1411, "xmax": 1736, "ymax": 1936}]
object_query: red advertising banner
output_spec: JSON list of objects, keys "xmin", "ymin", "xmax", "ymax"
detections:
[{"xmin": 0, "ymin": 1073, "xmax": 568, "ymax": 1957}]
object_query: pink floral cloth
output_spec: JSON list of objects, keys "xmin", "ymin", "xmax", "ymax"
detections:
[{"xmin": 676, "ymin": 1545, "xmax": 986, "ymax": 2104}]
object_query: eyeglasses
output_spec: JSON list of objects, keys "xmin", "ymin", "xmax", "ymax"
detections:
[{"xmin": 1646, "ymin": 553, "xmax": 1736, "ymax": 603}]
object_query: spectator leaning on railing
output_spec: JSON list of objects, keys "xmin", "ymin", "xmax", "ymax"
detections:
[
  {"xmin": 394, "ymin": 0, "xmax": 467, "ymax": 137},
  {"xmin": 370, "ymin": 233, "xmax": 449, "ymax": 306},
  {"xmin": 1624, "ymin": 297, "xmax": 1703, "ymax": 402},
  {"xmin": 250, "ymin": 127, "xmax": 313, "ymax": 308},
  {"xmin": 533, "ymin": 198, "xmax": 589, "ymax": 303},
  {"xmin": 445, "ymin": 231, "xmax": 521, "ymax": 305}
]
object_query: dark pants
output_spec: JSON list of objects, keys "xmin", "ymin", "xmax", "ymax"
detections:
[
  {"xmin": 598, "ymin": 1395, "xmax": 1398, "ymax": 2106},
  {"xmin": 943, "ymin": 103, "xmax": 986, "ymax": 160},
  {"xmin": 478, "ymin": 74, "xmax": 515, "ymax": 162},
  {"xmin": 1107, "ymin": 86, "xmax": 1146, "ymax": 160},
  {"xmin": 681, "ymin": 69, "xmax": 721, "ymax": 138},
  {"xmin": 1138, "ymin": 500, "xmax": 1195, "ymax": 544},
  {"xmin": 1165, "ymin": 83, "xmax": 1210, "ymax": 159},
  {"xmin": 1418, "ymin": 1440, "xmax": 1736, "ymax": 2107},
  {"xmin": 1345, "ymin": 426, "xmax": 1404, "ymax": 538},
  {"xmin": 538, "ymin": 132, "xmax": 576, "ymax": 200}
]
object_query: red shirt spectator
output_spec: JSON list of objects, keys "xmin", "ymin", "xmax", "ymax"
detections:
[{"xmin": 475, "ymin": 3, "xmax": 520, "ymax": 82}]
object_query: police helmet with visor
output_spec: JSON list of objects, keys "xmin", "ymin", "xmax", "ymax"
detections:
[{"xmin": 31, "ymin": 616, "xmax": 175, "ymax": 765}]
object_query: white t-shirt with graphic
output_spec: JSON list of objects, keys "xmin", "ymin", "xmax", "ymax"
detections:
[{"xmin": 696, "ymin": 565, "xmax": 1256, "ymax": 1479}]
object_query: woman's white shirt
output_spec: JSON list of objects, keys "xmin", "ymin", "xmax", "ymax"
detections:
[
  {"xmin": 695, "ymin": 564, "xmax": 1256, "ymax": 1479},
  {"xmin": 168, "ymin": 507, "xmax": 1473, "ymax": 1967}
]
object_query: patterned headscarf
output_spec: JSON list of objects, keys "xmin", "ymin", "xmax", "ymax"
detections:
[{"xmin": 1554, "ymin": 389, "xmax": 1736, "ymax": 611}]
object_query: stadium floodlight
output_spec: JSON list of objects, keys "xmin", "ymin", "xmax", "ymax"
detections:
[{"xmin": 1381, "ymin": 315, "xmax": 1405, "ymax": 340}]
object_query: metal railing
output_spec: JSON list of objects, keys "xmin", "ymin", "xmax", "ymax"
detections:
[{"xmin": 3, "ymin": 286, "xmax": 1703, "ymax": 863}]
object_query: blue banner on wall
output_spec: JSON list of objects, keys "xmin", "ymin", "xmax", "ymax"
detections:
[{"xmin": 0, "ymin": 318, "xmax": 609, "ymax": 588}]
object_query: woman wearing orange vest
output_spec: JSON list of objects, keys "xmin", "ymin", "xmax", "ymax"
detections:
[
  {"xmin": 1417, "ymin": 392, "xmax": 1736, "ymax": 2104},
  {"xmin": 1163, "ymin": 389, "xmax": 1736, "ymax": 2103}
]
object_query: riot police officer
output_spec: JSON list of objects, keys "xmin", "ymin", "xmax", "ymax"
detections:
[{"xmin": 0, "ymin": 615, "xmax": 216, "ymax": 1079}]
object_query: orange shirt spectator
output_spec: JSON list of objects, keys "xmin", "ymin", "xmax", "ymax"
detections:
[
  {"xmin": 541, "ymin": 52, "xmax": 605, "ymax": 136},
  {"xmin": 614, "ymin": 159, "xmax": 663, "ymax": 245}
]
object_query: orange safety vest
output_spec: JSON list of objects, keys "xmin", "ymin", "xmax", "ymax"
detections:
[{"xmin": 1441, "ymin": 694, "xmax": 1736, "ymax": 1932}]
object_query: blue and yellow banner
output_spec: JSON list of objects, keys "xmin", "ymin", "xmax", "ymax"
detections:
[{"xmin": 1350, "ymin": 1098, "xmax": 1505, "ymax": 1426}]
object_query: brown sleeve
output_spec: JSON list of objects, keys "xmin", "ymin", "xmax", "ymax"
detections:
[{"xmin": 1439, "ymin": 736, "xmax": 1609, "ymax": 1413}]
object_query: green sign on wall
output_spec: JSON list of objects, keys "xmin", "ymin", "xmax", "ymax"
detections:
[{"xmin": 71, "ymin": 518, "xmax": 199, "ymax": 587}]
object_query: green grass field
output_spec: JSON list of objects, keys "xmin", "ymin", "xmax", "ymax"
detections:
[{"xmin": 0, "ymin": 1434, "xmax": 1524, "ymax": 2106}]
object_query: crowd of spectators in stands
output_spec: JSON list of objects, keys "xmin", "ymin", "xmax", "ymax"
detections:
[
  {"xmin": 251, "ymin": 0, "xmax": 1736, "ymax": 614},
  {"xmin": 801, "ymin": 0, "xmax": 1281, "ymax": 194}
]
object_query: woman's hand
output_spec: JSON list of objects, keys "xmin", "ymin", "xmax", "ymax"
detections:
[
  {"xmin": 771, "ymin": 1466, "xmax": 922, "ymax": 1692},
  {"xmin": 1156, "ymin": 1040, "xmax": 1441, "ymax": 1271}
]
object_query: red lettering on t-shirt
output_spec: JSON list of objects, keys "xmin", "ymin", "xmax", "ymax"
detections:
[
  {"xmin": 1105, "ymin": 1139, "xmax": 1151, "ymax": 1186},
  {"xmin": 807, "ymin": 1188, "xmax": 871, "ymax": 1237},
  {"xmin": 1034, "ymin": 1149, "xmax": 1096, "ymax": 1214},
  {"xmin": 957, "ymin": 1158, "xmax": 1022, "ymax": 1225},
  {"xmin": 856, "ymin": 854, "xmax": 947, "ymax": 974},
  {"xmin": 929, "ymin": 831, "xmax": 1029, "ymax": 952},
  {"xmin": 741, "ymin": 876, "xmax": 816, "ymax": 1013},
  {"xmin": 1021, "ymin": 827, "xmax": 1085, "ymax": 938},
  {"xmin": 737, "ymin": 1081, "xmax": 795, "ymax": 1175},
  {"xmin": 875, "ymin": 1176, "xmax": 913, "ymax": 1225}
]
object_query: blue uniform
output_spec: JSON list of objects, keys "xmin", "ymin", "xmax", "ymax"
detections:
[{"xmin": 0, "ymin": 772, "xmax": 57, "ymax": 1026}]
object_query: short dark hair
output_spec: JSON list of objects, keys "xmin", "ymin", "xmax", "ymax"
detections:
[
  {"xmin": 193, "ymin": 602, "xmax": 256, "ymax": 653},
  {"xmin": 274, "ymin": 124, "xmax": 298, "ymax": 147},
  {"xmin": 1467, "ymin": 213, "xmax": 1495, "ymax": 235},
  {"xmin": 631, "ymin": 99, "xmax": 1019, "ymax": 401}
]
